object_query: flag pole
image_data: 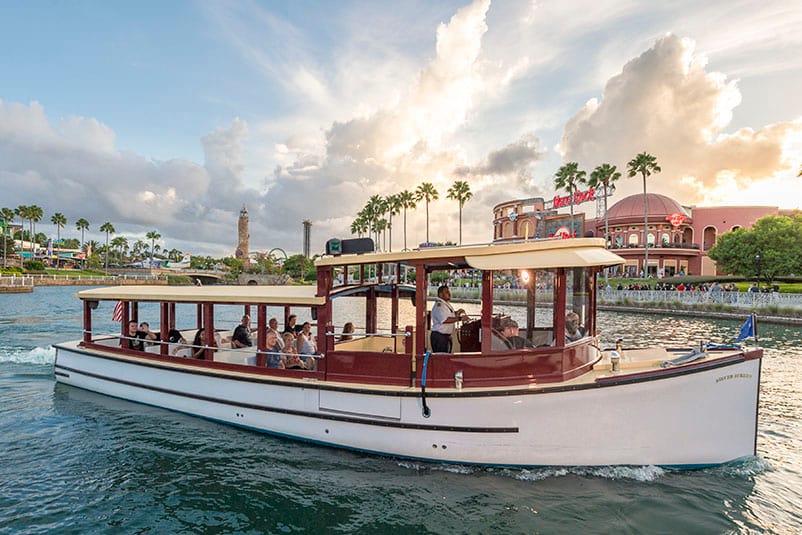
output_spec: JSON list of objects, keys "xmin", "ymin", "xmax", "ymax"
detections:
[{"xmin": 752, "ymin": 313, "xmax": 759, "ymax": 347}]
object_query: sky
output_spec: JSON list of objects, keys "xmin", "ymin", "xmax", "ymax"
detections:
[{"xmin": 1, "ymin": 0, "xmax": 801, "ymax": 258}]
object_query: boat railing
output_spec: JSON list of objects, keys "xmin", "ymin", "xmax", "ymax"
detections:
[
  {"xmin": 325, "ymin": 331, "xmax": 411, "ymax": 338},
  {"xmin": 83, "ymin": 330, "xmax": 322, "ymax": 367}
]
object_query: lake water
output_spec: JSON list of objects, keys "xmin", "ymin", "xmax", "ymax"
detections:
[{"xmin": 1, "ymin": 286, "xmax": 800, "ymax": 533}]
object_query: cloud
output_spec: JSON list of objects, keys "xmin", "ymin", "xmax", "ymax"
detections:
[
  {"xmin": 559, "ymin": 34, "xmax": 802, "ymax": 204},
  {"xmin": 455, "ymin": 133, "xmax": 543, "ymax": 182}
]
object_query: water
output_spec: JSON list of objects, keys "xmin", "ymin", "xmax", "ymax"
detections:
[{"xmin": 1, "ymin": 287, "xmax": 801, "ymax": 533}]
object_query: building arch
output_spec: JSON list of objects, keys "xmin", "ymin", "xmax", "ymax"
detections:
[{"xmin": 703, "ymin": 226, "xmax": 717, "ymax": 250}]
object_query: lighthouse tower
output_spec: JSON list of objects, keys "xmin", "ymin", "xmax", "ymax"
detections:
[{"xmin": 235, "ymin": 205, "xmax": 250, "ymax": 264}]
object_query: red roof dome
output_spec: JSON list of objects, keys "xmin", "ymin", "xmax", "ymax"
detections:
[{"xmin": 606, "ymin": 193, "xmax": 690, "ymax": 223}]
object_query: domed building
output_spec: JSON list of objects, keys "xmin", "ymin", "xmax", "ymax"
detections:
[
  {"xmin": 587, "ymin": 193, "xmax": 787, "ymax": 277},
  {"xmin": 492, "ymin": 190, "xmax": 791, "ymax": 277}
]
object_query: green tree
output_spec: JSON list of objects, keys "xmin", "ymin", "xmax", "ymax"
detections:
[
  {"xmin": 51, "ymin": 212, "xmax": 67, "ymax": 267},
  {"xmin": 99, "ymin": 222, "xmax": 115, "ymax": 270},
  {"xmin": 111, "ymin": 236, "xmax": 128, "ymax": 264},
  {"xmin": 28, "ymin": 205, "xmax": 43, "ymax": 254},
  {"xmin": 587, "ymin": 163, "xmax": 622, "ymax": 248},
  {"xmin": 554, "ymin": 162, "xmax": 586, "ymax": 236},
  {"xmin": 708, "ymin": 215, "xmax": 802, "ymax": 282},
  {"xmin": 415, "ymin": 182, "xmax": 439, "ymax": 244},
  {"xmin": 446, "ymin": 180, "xmax": 473, "ymax": 245},
  {"xmin": 75, "ymin": 218, "xmax": 89, "ymax": 269},
  {"xmin": 283, "ymin": 254, "xmax": 314, "ymax": 280},
  {"xmin": 397, "ymin": 189, "xmax": 417, "ymax": 250},
  {"xmin": 386, "ymin": 193, "xmax": 402, "ymax": 252},
  {"xmin": 350, "ymin": 214, "xmax": 369, "ymax": 238},
  {"xmin": 146, "ymin": 230, "xmax": 161, "ymax": 265},
  {"xmin": 627, "ymin": 152, "xmax": 661, "ymax": 277},
  {"xmin": 1, "ymin": 207, "xmax": 15, "ymax": 268},
  {"xmin": 15, "ymin": 206, "xmax": 27, "ymax": 251}
]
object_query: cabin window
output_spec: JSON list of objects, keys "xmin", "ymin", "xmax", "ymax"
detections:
[
  {"xmin": 489, "ymin": 268, "xmax": 555, "ymax": 350},
  {"xmin": 564, "ymin": 267, "xmax": 590, "ymax": 342}
]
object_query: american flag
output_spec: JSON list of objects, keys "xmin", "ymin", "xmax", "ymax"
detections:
[{"xmin": 112, "ymin": 301, "xmax": 124, "ymax": 322}]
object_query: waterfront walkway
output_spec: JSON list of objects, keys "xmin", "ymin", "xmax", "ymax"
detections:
[
  {"xmin": 0, "ymin": 273, "xmax": 167, "ymax": 288},
  {"xmin": 433, "ymin": 286, "xmax": 802, "ymax": 325}
]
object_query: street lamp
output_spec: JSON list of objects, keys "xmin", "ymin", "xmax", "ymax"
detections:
[{"xmin": 755, "ymin": 252, "xmax": 761, "ymax": 288}]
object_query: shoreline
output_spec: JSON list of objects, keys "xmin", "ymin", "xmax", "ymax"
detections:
[{"xmin": 450, "ymin": 297, "xmax": 802, "ymax": 326}]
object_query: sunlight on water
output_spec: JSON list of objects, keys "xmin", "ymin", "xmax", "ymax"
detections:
[
  {"xmin": 0, "ymin": 286, "xmax": 800, "ymax": 533},
  {"xmin": 0, "ymin": 346, "xmax": 55, "ymax": 365}
]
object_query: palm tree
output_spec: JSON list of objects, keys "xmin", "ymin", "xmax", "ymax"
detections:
[
  {"xmin": 350, "ymin": 215, "xmax": 369, "ymax": 238},
  {"xmin": 85, "ymin": 240, "xmax": 100, "ymax": 261},
  {"xmin": 99, "ymin": 222, "xmax": 115, "ymax": 270},
  {"xmin": 446, "ymin": 180, "xmax": 473, "ymax": 244},
  {"xmin": 51, "ymin": 212, "xmax": 67, "ymax": 267},
  {"xmin": 415, "ymin": 182, "xmax": 439, "ymax": 244},
  {"xmin": 627, "ymin": 152, "xmax": 662, "ymax": 277},
  {"xmin": 386, "ymin": 194, "xmax": 402, "ymax": 252},
  {"xmin": 1, "ymin": 207, "xmax": 16, "ymax": 268},
  {"xmin": 146, "ymin": 230, "xmax": 161, "ymax": 265},
  {"xmin": 111, "ymin": 236, "xmax": 127, "ymax": 264},
  {"xmin": 23, "ymin": 205, "xmax": 43, "ymax": 259},
  {"xmin": 75, "ymin": 218, "xmax": 89, "ymax": 268},
  {"xmin": 397, "ymin": 190, "xmax": 417, "ymax": 250},
  {"xmin": 15, "ymin": 205, "xmax": 30, "ymax": 258},
  {"xmin": 554, "ymin": 163, "xmax": 587, "ymax": 237},
  {"xmin": 587, "ymin": 164, "xmax": 621, "ymax": 248}
]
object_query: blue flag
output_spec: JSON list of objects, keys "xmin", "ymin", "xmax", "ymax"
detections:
[{"xmin": 735, "ymin": 315, "xmax": 755, "ymax": 342}]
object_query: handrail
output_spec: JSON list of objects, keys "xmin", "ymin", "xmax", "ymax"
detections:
[
  {"xmin": 325, "ymin": 331, "xmax": 410, "ymax": 337},
  {"xmin": 84, "ymin": 330, "xmax": 322, "ymax": 359}
]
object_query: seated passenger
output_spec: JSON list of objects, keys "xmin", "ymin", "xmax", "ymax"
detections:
[
  {"xmin": 265, "ymin": 330, "xmax": 285, "ymax": 369},
  {"xmin": 504, "ymin": 319, "xmax": 534, "ymax": 349},
  {"xmin": 191, "ymin": 328, "xmax": 217, "ymax": 359},
  {"xmin": 565, "ymin": 312, "xmax": 585, "ymax": 342},
  {"xmin": 338, "ymin": 322, "xmax": 355, "ymax": 342},
  {"xmin": 491, "ymin": 318, "xmax": 533, "ymax": 350},
  {"xmin": 281, "ymin": 332, "xmax": 307, "ymax": 370},
  {"xmin": 297, "ymin": 322, "xmax": 317, "ymax": 355},
  {"xmin": 138, "ymin": 322, "xmax": 158, "ymax": 347},
  {"xmin": 123, "ymin": 321, "xmax": 144, "ymax": 351},
  {"xmin": 231, "ymin": 315, "xmax": 253, "ymax": 349},
  {"xmin": 168, "ymin": 329, "xmax": 189, "ymax": 355},
  {"xmin": 268, "ymin": 318, "xmax": 285, "ymax": 350}
]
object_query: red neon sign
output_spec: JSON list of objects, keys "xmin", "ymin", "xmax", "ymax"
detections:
[
  {"xmin": 666, "ymin": 213, "xmax": 687, "ymax": 227},
  {"xmin": 553, "ymin": 188, "xmax": 596, "ymax": 209}
]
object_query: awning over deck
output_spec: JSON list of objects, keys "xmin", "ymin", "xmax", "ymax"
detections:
[
  {"xmin": 76, "ymin": 285, "xmax": 325, "ymax": 306},
  {"xmin": 315, "ymin": 237, "xmax": 624, "ymax": 270},
  {"xmin": 465, "ymin": 246, "xmax": 623, "ymax": 270}
]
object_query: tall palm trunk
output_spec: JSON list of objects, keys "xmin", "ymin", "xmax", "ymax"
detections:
[
  {"xmin": 642, "ymin": 174, "xmax": 648, "ymax": 277},
  {"xmin": 458, "ymin": 203, "xmax": 463, "ymax": 244}
]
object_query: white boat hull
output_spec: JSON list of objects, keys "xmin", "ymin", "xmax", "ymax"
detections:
[{"xmin": 54, "ymin": 341, "xmax": 760, "ymax": 468}]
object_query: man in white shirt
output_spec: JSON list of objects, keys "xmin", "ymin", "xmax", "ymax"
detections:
[{"xmin": 430, "ymin": 285, "xmax": 468, "ymax": 353}]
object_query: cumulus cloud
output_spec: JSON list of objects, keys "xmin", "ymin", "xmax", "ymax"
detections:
[
  {"xmin": 455, "ymin": 133, "xmax": 543, "ymax": 182},
  {"xmin": 559, "ymin": 34, "xmax": 802, "ymax": 204},
  {"xmin": 0, "ymin": 99, "xmax": 250, "ymax": 254}
]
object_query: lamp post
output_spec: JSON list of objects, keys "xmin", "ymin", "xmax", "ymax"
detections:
[{"xmin": 755, "ymin": 252, "xmax": 761, "ymax": 288}]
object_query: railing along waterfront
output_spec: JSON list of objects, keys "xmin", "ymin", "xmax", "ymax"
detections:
[
  {"xmin": 430, "ymin": 286, "xmax": 802, "ymax": 310},
  {"xmin": 27, "ymin": 273, "xmax": 161, "ymax": 281},
  {"xmin": 0, "ymin": 275, "xmax": 34, "ymax": 287}
]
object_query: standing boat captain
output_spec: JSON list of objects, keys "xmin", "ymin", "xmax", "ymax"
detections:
[{"xmin": 430, "ymin": 285, "xmax": 469, "ymax": 353}]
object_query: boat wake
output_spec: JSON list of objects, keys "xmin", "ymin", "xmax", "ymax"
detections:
[
  {"xmin": 0, "ymin": 346, "xmax": 56, "ymax": 365},
  {"xmin": 397, "ymin": 457, "xmax": 768, "ymax": 482}
]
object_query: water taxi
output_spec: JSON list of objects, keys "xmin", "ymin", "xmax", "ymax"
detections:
[{"xmin": 53, "ymin": 237, "xmax": 762, "ymax": 467}]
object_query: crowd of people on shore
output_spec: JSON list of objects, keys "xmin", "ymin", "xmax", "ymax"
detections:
[{"xmin": 601, "ymin": 281, "xmax": 780, "ymax": 293}]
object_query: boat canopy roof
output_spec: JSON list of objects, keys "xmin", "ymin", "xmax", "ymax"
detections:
[
  {"xmin": 76, "ymin": 285, "xmax": 325, "ymax": 306},
  {"xmin": 316, "ymin": 237, "xmax": 624, "ymax": 270}
]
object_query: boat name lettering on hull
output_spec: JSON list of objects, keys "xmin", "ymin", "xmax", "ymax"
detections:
[{"xmin": 716, "ymin": 373, "xmax": 753, "ymax": 383}]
